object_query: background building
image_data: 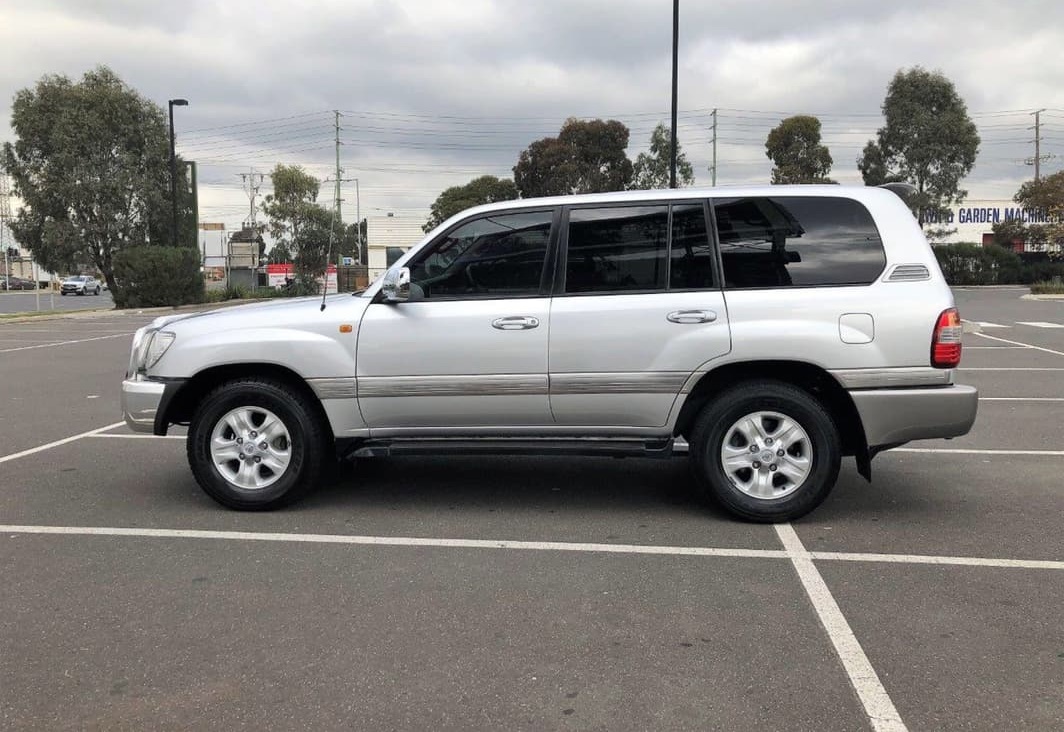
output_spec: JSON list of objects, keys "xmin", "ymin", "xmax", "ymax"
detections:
[{"xmin": 365, "ymin": 213, "xmax": 427, "ymax": 282}]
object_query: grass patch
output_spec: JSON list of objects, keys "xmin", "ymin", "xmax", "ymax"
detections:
[
  {"xmin": 1030, "ymin": 281, "xmax": 1064, "ymax": 295},
  {"xmin": 0, "ymin": 310, "xmax": 86, "ymax": 320}
]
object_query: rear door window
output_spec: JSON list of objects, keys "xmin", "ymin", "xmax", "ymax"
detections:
[
  {"xmin": 562, "ymin": 203, "xmax": 717, "ymax": 294},
  {"xmin": 713, "ymin": 196, "xmax": 886, "ymax": 288}
]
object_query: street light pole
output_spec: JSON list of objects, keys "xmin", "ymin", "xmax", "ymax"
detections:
[
  {"xmin": 670, "ymin": 0, "xmax": 679, "ymax": 189},
  {"xmin": 168, "ymin": 99, "xmax": 188, "ymax": 246}
]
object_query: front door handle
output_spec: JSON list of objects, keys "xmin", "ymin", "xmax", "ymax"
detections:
[
  {"xmin": 667, "ymin": 309, "xmax": 717, "ymax": 324},
  {"xmin": 492, "ymin": 316, "xmax": 540, "ymax": 330}
]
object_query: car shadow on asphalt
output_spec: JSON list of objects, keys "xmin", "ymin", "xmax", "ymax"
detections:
[{"xmin": 303, "ymin": 454, "xmax": 735, "ymax": 520}]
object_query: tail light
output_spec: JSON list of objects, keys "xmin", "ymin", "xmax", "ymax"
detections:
[{"xmin": 931, "ymin": 308, "xmax": 962, "ymax": 368}]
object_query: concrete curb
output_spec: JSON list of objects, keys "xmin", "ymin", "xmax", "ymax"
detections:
[
  {"xmin": 1021, "ymin": 294, "xmax": 1064, "ymax": 301},
  {"xmin": 0, "ymin": 299, "xmax": 259, "ymax": 326}
]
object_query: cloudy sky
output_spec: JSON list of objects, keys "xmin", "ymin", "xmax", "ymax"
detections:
[{"xmin": 2, "ymin": 0, "xmax": 1063, "ymax": 241}]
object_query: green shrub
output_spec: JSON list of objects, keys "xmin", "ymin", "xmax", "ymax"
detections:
[
  {"xmin": 112, "ymin": 246, "xmax": 204, "ymax": 308},
  {"xmin": 933, "ymin": 243, "xmax": 1023, "ymax": 285},
  {"xmin": 1030, "ymin": 281, "xmax": 1064, "ymax": 294}
]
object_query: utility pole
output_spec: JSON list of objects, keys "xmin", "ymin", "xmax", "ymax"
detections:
[
  {"xmin": 0, "ymin": 171, "xmax": 11, "ymax": 291},
  {"xmin": 1026, "ymin": 109, "xmax": 1052, "ymax": 181},
  {"xmin": 710, "ymin": 108, "xmax": 718, "ymax": 186},
  {"xmin": 334, "ymin": 110, "xmax": 344, "ymax": 220},
  {"xmin": 669, "ymin": 0, "xmax": 679, "ymax": 189},
  {"xmin": 240, "ymin": 169, "xmax": 266, "ymax": 228}
]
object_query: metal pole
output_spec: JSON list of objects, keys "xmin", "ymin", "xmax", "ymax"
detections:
[
  {"xmin": 1034, "ymin": 109, "xmax": 1042, "ymax": 181},
  {"xmin": 168, "ymin": 99, "xmax": 188, "ymax": 246},
  {"xmin": 34, "ymin": 259, "xmax": 39, "ymax": 311},
  {"xmin": 169, "ymin": 101, "xmax": 177, "ymax": 246},
  {"xmin": 711, "ymin": 108, "xmax": 718, "ymax": 187},
  {"xmin": 356, "ymin": 178, "xmax": 362, "ymax": 264},
  {"xmin": 669, "ymin": 0, "xmax": 679, "ymax": 189}
]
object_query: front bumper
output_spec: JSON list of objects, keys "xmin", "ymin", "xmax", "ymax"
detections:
[
  {"xmin": 121, "ymin": 378, "xmax": 167, "ymax": 433},
  {"xmin": 850, "ymin": 384, "xmax": 979, "ymax": 450}
]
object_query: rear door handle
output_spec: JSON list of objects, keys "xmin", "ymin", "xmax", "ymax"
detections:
[
  {"xmin": 667, "ymin": 309, "xmax": 717, "ymax": 324},
  {"xmin": 492, "ymin": 316, "xmax": 540, "ymax": 330}
]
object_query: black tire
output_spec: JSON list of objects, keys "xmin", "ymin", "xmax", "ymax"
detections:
[
  {"xmin": 187, "ymin": 378, "xmax": 330, "ymax": 510},
  {"xmin": 95, "ymin": 287, "xmax": 100, "ymax": 295},
  {"xmin": 689, "ymin": 380, "xmax": 841, "ymax": 523},
  {"xmin": 61, "ymin": 291, "xmax": 67, "ymax": 296}
]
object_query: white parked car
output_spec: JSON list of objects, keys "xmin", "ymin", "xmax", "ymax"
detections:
[
  {"xmin": 61, "ymin": 275, "xmax": 102, "ymax": 296},
  {"xmin": 122, "ymin": 185, "xmax": 977, "ymax": 521}
]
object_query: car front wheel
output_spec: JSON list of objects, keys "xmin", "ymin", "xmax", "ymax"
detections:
[
  {"xmin": 689, "ymin": 380, "xmax": 841, "ymax": 523},
  {"xmin": 187, "ymin": 378, "xmax": 330, "ymax": 510}
]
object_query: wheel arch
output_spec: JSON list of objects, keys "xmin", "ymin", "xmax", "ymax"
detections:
[
  {"xmin": 158, "ymin": 363, "xmax": 333, "ymax": 441},
  {"xmin": 673, "ymin": 360, "xmax": 871, "ymax": 479}
]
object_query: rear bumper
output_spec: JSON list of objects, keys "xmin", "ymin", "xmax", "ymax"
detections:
[{"xmin": 850, "ymin": 384, "xmax": 979, "ymax": 449}]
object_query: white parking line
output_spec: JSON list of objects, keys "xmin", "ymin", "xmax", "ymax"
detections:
[
  {"xmin": 0, "ymin": 422, "xmax": 126, "ymax": 464},
  {"xmin": 1, "ymin": 524, "xmax": 1061, "ymax": 572},
  {"xmin": 1016, "ymin": 321, "xmax": 1064, "ymax": 328},
  {"xmin": 972, "ymin": 331, "xmax": 1064, "ymax": 357},
  {"xmin": 89, "ymin": 434, "xmax": 184, "ymax": 440},
  {"xmin": 959, "ymin": 367, "xmax": 1064, "ymax": 371},
  {"xmin": 775, "ymin": 524, "xmax": 907, "ymax": 732},
  {"xmin": 892, "ymin": 447, "xmax": 1064, "ymax": 456},
  {"xmin": 0, "ymin": 525, "xmax": 789, "ymax": 559},
  {"xmin": 810, "ymin": 551, "xmax": 1064, "ymax": 571},
  {"xmin": 979, "ymin": 397, "xmax": 1064, "ymax": 402},
  {"xmin": 0, "ymin": 333, "xmax": 131, "ymax": 353}
]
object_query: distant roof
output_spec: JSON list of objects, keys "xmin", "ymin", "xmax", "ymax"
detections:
[
  {"xmin": 366, "ymin": 214, "xmax": 425, "ymax": 249},
  {"xmin": 228, "ymin": 226, "xmax": 264, "ymax": 243}
]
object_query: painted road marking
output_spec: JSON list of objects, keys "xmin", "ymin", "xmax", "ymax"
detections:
[
  {"xmin": 972, "ymin": 331, "xmax": 1064, "ymax": 357},
  {"xmin": 1, "ymin": 524, "xmax": 1061, "ymax": 572},
  {"xmin": 775, "ymin": 524, "xmax": 907, "ymax": 732},
  {"xmin": 971, "ymin": 321, "xmax": 1010, "ymax": 328},
  {"xmin": 958, "ymin": 367, "xmax": 1064, "ymax": 371},
  {"xmin": 0, "ymin": 423, "xmax": 126, "ymax": 464},
  {"xmin": 1016, "ymin": 321, "xmax": 1064, "ymax": 328},
  {"xmin": 979, "ymin": 397, "xmax": 1064, "ymax": 402},
  {"xmin": 90, "ymin": 434, "xmax": 184, "ymax": 440},
  {"xmin": 0, "ymin": 333, "xmax": 131, "ymax": 353},
  {"xmin": 893, "ymin": 447, "xmax": 1064, "ymax": 456}
]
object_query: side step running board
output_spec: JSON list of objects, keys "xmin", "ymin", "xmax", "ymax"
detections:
[{"xmin": 344, "ymin": 437, "xmax": 676, "ymax": 460}]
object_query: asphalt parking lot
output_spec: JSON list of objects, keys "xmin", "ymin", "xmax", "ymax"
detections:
[
  {"xmin": 1, "ymin": 288, "xmax": 1062, "ymax": 731},
  {"xmin": 0, "ymin": 288, "xmax": 115, "ymax": 315}
]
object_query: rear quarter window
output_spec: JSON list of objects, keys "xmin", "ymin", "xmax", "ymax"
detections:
[{"xmin": 714, "ymin": 196, "xmax": 886, "ymax": 288}]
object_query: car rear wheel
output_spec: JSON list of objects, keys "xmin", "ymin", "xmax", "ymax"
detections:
[
  {"xmin": 689, "ymin": 380, "xmax": 841, "ymax": 523},
  {"xmin": 187, "ymin": 378, "xmax": 330, "ymax": 510}
]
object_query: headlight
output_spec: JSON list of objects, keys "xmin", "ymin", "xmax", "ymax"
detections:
[
  {"xmin": 144, "ymin": 331, "xmax": 176, "ymax": 369},
  {"xmin": 128, "ymin": 326, "xmax": 149, "ymax": 377}
]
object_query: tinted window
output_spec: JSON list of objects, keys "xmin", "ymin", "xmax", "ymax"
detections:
[
  {"xmin": 565, "ymin": 206, "xmax": 669, "ymax": 293},
  {"xmin": 408, "ymin": 211, "xmax": 551, "ymax": 298},
  {"xmin": 669, "ymin": 203, "xmax": 715, "ymax": 290},
  {"xmin": 715, "ymin": 196, "xmax": 886, "ymax": 288}
]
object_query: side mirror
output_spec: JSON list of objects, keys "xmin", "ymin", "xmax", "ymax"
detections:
[{"xmin": 381, "ymin": 266, "xmax": 411, "ymax": 303}]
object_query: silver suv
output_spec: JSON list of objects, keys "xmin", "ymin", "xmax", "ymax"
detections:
[
  {"xmin": 61, "ymin": 275, "xmax": 101, "ymax": 296},
  {"xmin": 122, "ymin": 186, "xmax": 977, "ymax": 521}
]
